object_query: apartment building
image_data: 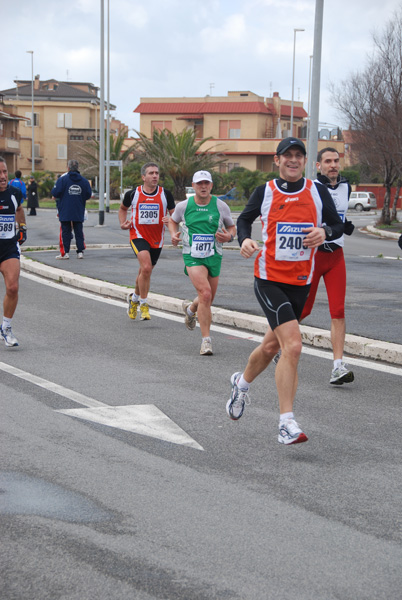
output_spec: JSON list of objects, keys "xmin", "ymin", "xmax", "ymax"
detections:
[
  {"xmin": 134, "ymin": 90, "xmax": 345, "ymax": 172},
  {"xmin": 0, "ymin": 99, "xmax": 29, "ymax": 173},
  {"xmin": 0, "ymin": 78, "xmax": 109, "ymax": 176}
]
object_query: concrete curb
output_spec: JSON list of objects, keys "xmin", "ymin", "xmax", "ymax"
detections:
[
  {"xmin": 366, "ymin": 226, "xmax": 401, "ymax": 239},
  {"xmin": 21, "ymin": 255, "xmax": 402, "ymax": 366}
]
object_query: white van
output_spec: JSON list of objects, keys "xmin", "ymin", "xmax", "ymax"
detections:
[{"xmin": 348, "ymin": 191, "xmax": 377, "ymax": 211}]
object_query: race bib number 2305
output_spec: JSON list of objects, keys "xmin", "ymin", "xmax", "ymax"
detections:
[{"xmin": 138, "ymin": 203, "xmax": 160, "ymax": 224}]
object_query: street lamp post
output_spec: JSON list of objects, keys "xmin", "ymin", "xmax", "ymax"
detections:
[
  {"xmin": 26, "ymin": 50, "xmax": 34, "ymax": 174},
  {"xmin": 290, "ymin": 28, "xmax": 304, "ymax": 136},
  {"xmin": 99, "ymin": 0, "xmax": 105, "ymax": 226},
  {"xmin": 306, "ymin": 0, "xmax": 324, "ymax": 180},
  {"xmin": 306, "ymin": 54, "xmax": 313, "ymax": 146},
  {"xmin": 105, "ymin": 0, "xmax": 110, "ymax": 213}
]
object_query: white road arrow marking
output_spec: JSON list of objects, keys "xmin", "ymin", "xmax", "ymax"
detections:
[
  {"xmin": 0, "ymin": 361, "xmax": 204, "ymax": 451},
  {"xmin": 57, "ymin": 405, "xmax": 204, "ymax": 450}
]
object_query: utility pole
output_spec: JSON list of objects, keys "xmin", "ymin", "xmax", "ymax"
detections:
[
  {"xmin": 306, "ymin": 0, "xmax": 324, "ymax": 180},
  {"xmin": 99, "ymin": 0, "xmax": 105, "ymax": 225},
  {"xmin": 26, "ymin": 51, "xmax": 34, "ymax": 174}
]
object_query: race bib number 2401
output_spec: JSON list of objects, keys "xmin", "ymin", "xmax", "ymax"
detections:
[{"xmin": 275, "ymin": 222, "xmax": 313, "ymax": 261}]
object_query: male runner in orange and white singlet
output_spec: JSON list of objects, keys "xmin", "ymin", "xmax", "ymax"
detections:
[
  {"xmin": 226, "ymin": 137, "xmax": 344, "ymax": 445},
  {"xmin": 119, "ymin": 162, "xmax": 175, "ymax": 321}
]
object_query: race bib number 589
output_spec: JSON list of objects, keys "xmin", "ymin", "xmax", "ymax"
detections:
[
  {"xmin": 0, "ymin": 215, "xmax": 15, "ymax": 239},
  {"xmin": 275, "ymin": 222, "xmax": 313, "ymax": 261}
]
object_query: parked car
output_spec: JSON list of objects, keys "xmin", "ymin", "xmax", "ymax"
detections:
[
  {"xmin": 348, "ymin": 191, "xmax": 377, "ymax": 211},
  {"xmin": 218, "ymin": 187, "xmax": 242, "ymax": 202},
  {"xmin": 185, "ymin": 186, "xmax": 195, "ymax": 199}
]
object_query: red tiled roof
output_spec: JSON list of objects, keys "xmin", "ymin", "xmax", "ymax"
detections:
[
  {"xmin": 280, "ymin": 105, "xmax": 308, "ymax": 118},
  {"xmin": 134, "ymin": 102, "xmax": 272, "ymax": 115},
  {"xmin": 177, "ymin": 115, "xmax": 204, "ymax": 120}
]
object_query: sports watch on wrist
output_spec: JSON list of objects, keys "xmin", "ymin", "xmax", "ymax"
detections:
[{"xmin": 322, "ymin": 225, "xmax": 332, "ymax": 239}]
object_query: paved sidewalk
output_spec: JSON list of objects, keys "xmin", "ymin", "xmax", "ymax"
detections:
[{"xmin": 21, "ymin": 254, "xmax": 402, "ymax": 366}]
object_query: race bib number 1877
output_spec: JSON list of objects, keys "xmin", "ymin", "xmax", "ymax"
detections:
[
  {"xmin": 191, "ymin": 233, "xmax": 215, "ymax": 258},
  {"xmin": 275, "ymin": 222, "xmax": 313, "ymax": 261}
]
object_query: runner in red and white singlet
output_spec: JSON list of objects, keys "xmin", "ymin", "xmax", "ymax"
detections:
[
  {"xmin": 226, "ymin": 138, "xmax": 344, "ymax": 446},
  {"xmin": 119, "ymin": 163, "xmax": 175, "ymax": 321}
]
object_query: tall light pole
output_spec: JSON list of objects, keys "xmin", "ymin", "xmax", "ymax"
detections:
[
  {"xmin": 26, "ymin": 50, "xmax": 34, "ymax": 174},
  {"xmin": 105, "ymin": 0, "xmax": 111, "ymax": 213},
  {"xmin": 306, "ymin": 0, "xmax": 324, "ymax": 180},
  {"xmin": 306, "ymin": 54, "xmax": 313, "ymax": 144},
  {"xmin": 290, "ymin": 28, "xmax": 304, "ymax": 136},
  {"xmin": 99, "ymin": 0, "xmax": 105, "ymax": 225}
]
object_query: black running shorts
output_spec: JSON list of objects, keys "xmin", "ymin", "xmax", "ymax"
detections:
[
  {"xmin": 0, "ymin": 242, "xmax": 20, "ymax": 264},
  {"xmin": 130, "ymin": 238, "xmax": 162, "ymax": 266},
  {"xmin": 254, "ymin": 277, "xmax": 310, "ymax": 330}
]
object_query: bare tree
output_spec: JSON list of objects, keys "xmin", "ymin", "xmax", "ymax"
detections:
[{"xmin": 331, "ymin": 6, "xmax": 402, "ymax": 224}]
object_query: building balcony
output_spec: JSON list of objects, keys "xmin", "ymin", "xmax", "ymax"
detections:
[{"xmin": 0, "ymin": 136, "xmax": 20, "ymax": 154}]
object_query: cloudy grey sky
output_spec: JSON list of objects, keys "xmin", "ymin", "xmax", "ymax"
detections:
[{"xmin": 2, "ymin": 0, "xmax": 400, "ymax": 134}]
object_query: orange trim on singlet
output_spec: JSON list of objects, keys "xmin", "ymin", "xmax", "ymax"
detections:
[{"xmin": 254, "ymin": 179, "xmax": 322, "ymax": 286}]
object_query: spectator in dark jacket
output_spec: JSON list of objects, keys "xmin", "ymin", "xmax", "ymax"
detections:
[
  {"xmin": 27, "ymin": 177, "xmax": 39, "ymax": 215},
  {"xmin": 51, "ymin": 159, "xmax": 91, "ymax": 260}
]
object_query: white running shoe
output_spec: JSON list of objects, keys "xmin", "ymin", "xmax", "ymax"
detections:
[
  {"xmin": 330, "ymin": 363, "xmax": 354, "ymax": 385},
  {"xmin": 0, "ymin": 325, "xmax": 19, "ymax": 347},
  {"xmin": 77, "ymin": 252, "xmax": 84, "ymax": 259},
  {"xmin": 278, "ymin": 418, "xmax": 308, "ymax": 445},
  {"xmin": 200, "ymin": 339, "xmax": 213, "ymax": 355},
  {"xmin": 182, "ymin": 300, "xmax": 196, "ymax": 330},
  {"xmin": 56, "ymin": 253, "xmax": 69, "ymax": 260},
  {"xmin": 226, "ymin": 372, "xmax": 250, "ymax": 420}
]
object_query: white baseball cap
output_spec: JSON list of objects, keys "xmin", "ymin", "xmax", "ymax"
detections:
[{"xmin": 192, "ymin": 170, "xmax": 212, "ymax": 184}]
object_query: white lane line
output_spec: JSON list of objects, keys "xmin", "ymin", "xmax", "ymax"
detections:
[
  {"xmin": 21, "ymin": 271, "xmax": 402, "ymax": 376},
  {"xmin": 0, "ymin": 361, "xmax": 105, "ymax": 407},
  {"xmin": 0, "ymin": 360, "xmax": 204, "ymax": 450},
  {"xmin": 359, "ymin": 255, "xmax": 402, "ymax": 260}
]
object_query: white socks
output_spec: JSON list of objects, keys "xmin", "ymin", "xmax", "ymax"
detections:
[
  {"xmin": 280, "ymin": 412, "xmax": 294, "ymax": 423},
  {"xmin": 2, "ymin": 317, "xmax": 12, "ymax": 329},
  {"xmin": 238, "ymin": 374, "xmax": 250, "ymax": 391}
]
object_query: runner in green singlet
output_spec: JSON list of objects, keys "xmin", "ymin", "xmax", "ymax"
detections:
[{"xmin": 168, "ymin": 170, "xmax": 236, "ymax": 356}]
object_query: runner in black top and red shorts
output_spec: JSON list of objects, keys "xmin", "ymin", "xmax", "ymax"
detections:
[{"xmin": 300, "ymin": 147, "xmax": 355, "ymax": 385}]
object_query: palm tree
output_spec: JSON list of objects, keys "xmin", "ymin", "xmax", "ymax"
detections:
[
  {"xmin": 134, "ymin": 128, "xmax": 226, "ymax": 200},
  {"xmin": 77, "ymin": 129, "xmax": 136, "ymax": 179}
]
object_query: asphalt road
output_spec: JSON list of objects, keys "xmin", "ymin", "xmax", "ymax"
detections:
[
  {"xmin": 22, "ymin": 208, "xmax": 402, "ymax": 345},
  {"xmin": 1, "ymin": 275, "xmax": 401, "ymax": 599}
]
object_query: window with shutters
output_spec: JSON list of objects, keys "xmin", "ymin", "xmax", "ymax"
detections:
[
  {"xmin": 57, "ymin": 113, "xmax": 73, "ymax": 128},
  {"xmin": 57, "ymin": 144, "xmax": 67, "ymax": 159},
  {"xmin": 219, "ymin": 120, "xmax": 241, "ymax": 139},
  {"xmin": 25, "ymin": 112, "xmax": 39, "ymax": 127}
]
